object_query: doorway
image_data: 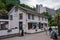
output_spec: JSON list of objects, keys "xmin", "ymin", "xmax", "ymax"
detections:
[
  {"xmin": 28, "ymin": 23, "xmax": 32, "ymax": 29},
  {"xmin": 19, "ymin": 22, "xmax": 23, "ymax": 30}
]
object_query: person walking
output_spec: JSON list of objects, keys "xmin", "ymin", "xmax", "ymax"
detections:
[
  {"xmin": 44, "ymin": 27, "xmax": 48, "ymax": 35},
  {"xmin": 48, "ymin": 27, "xmax": 52, "ymax": 35},
  {"xmin": 51, "ymin": 30, "xmax": 58, "ymax": 40}
]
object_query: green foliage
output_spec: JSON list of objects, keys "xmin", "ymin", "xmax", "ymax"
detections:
[
  {"xmin": 49, "ymin": 20, "xmax": 57, "ymax": 26},
  {"xmin": 20, "ymin": 4, "xmax": 36, "ymax": 11},
  {"xmin": 0, "ymin": 1, "xmax": 6, "ymax": 9},
  {"xmin": 0, "ymin": 0, "xmax": 20, "ymax": 19},
  {"xmin": 0, "ymin": 9, "xmax": 8, "ymax": 14},
  {"xmin": 43, "ymin": 12, "xmax": 57, "ymax": 26},
  {"xmin": 6, "ymin": 0, "xmax": 20, "ymax": 6},
  {"xmin": 0, "ymin": 9, "xmax": 8, "ymax": 19},
  {"xmin": 0, "ymin": 0, "xmax": 20, "ymax": 12},
  {"xmin": 42, "ymin": 12, "xmax": 52, "ymax": 22},
  {"xmin": 0, "ymin": 0, "xmax": 35, "ymax": 12},
  {"xmin": 48, "ymin": 15, "xmax": 52, "ymax": 22},
  {"xmin": 0, "ymin": 0, "xmax": 36, "ymax": 19},
  {"xmin": 6, "ymin": 4, "xmax": 14, "ymax": 11},
  {"xmin": 1, "ymin": 0, "xmax": 6, "ymax": 4},
  {"xmin": 42, "ymin": 12, "xmax": 49, "ymax": 16},
  {"xmin": 6, "ymin": 0, "xmax": 20, "ymax": 11}
]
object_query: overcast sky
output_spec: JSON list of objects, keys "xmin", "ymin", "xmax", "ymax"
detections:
[{"xmin": 20, "ymin": 0, "xmax": 60, "ymax": 10}]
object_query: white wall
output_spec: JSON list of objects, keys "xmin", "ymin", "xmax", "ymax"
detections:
[
  {"xmin": 9, "ymin": 8, "xmax": 19, "ymax": 29},
  {"xmin": 40, "ymin": 7, "xmax": 46, "ymax": 13},
  {"xmin": 27, "ymin": 15, "xmax": 39, "ymax": 22},
  {"xmin": 36, "ymin": 5, "xmax": 46, "ymax": 13},
  {"xmin": 0, "ymin": 29, "xmax": 19, "ymax": 36},
  {"xmin": 26, "ymin": 13, "xmax": 48, "ymax": 23},
  {"xmin": 22, "ymin": 13, "xmax": 48, "ymax": 32},
  {"xmin": 0, "ymin": 8, "xmax": 24, "ymax": 36},
  {"xmin": 0, "ymin": 5, "xmax": 49, "ymax": 36},
  {"xmin": 18, "ymin": 9, "xmax": 28, "ymax": 32},
  {"xmin": 0, "ymin": 7, "xmax": 48, "ymax": 36}
]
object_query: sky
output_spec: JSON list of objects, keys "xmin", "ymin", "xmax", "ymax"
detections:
[{"xmin": 20, "ymin": 0, "xmax": 60, "ymax": 10}]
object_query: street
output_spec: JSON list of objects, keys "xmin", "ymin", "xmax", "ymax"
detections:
[{"xmin": 2, "ymin": 32, "xmax": 53, "ymax": 40}]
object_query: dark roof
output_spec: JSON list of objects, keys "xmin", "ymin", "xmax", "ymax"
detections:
[
  {"xmin": 8, "ymin": 6, "xmax": 48, "ymax": 18},
  {"xmin": 18, "ymin": 6, "xmax": 48, "ymax": 18}
]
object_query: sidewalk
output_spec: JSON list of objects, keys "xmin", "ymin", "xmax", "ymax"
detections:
[
  {"xmin": 58, "ymin": 36, "xmax": 60, "ymax": 40},
  {"xmin": 2, "ymin": 32, "xmax": 53, "ymax": 40}
]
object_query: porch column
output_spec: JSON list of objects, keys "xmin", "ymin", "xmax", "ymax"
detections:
[
  {"xmin": 8, "ymin": 21, "xmax": 10, "ymax": 29},
  {"xmin": 43, "ymin": 23, "xmax": 44, "ymax": 28},
  {"xmin": 36, "ymin": 23, "xmax": 39, "ymax": 29}
]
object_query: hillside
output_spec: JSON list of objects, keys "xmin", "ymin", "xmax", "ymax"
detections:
[
  {"xmin": 0, "ymin": 0, "xmax": 35, "ymax": 13},
  {"xmin": 0, "ymin": 0, "xmax": 36, "ymax": 19},
  {"xmin": 56, "ymin": 8, "xmax": 60, "ymax": 11}
]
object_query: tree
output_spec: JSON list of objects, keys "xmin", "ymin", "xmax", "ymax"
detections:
[
  {"xmin": 6, "ymin": 0, "xmax": 20, "ymax": 6},
  {"xmin": 0, "ymin": 1, "xmax": 6, "ymax": 9},
  {"xmin": 5, "ymin": 0, "xmax": 20, "ymax": 11},
  {"xmin": 0, "ymin": 9, "xmax": 8, "ymax": 19},
  {"xmin": 42, "ymin": 12, "xmax": 52, "ymax": 22},
  {"xmin": 49, "ymin": 20, "xmax": 57, "ymax": 26},
  {"xmin": 57, "ymin": 10, "xmax": 60, "ymax": 35},
  {"xmin": 6, "ymin": 4, "xmax": 14, "ymax": 11},
  {"xmin": 42, "ymin": 12, "xmax": 58, "ymax": 27},
  {"xmin": 20, "ymin": 4, "xmax": 36, "ymax": 11},
  {"xmin": 1, "ymin": 0, "xmax": 6, "ymax": 4}
]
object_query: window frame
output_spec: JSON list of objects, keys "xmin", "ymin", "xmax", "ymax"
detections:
[
  {"xmin": 19, "ymin": 13, "xmax": 23, "ymax": 19},
  {"xmin": 38, "ymin": 16, "xmax": 40, "ymax": 20},
  {"xmin": 15, "ymin": 7, "xmax": 18, "ymax": 12},
  {"xmin": 28, "ymin": 14, "xmax": 31, "ymax": 19},
  {"xmin": 32, "ymin": 14, "xmax": 34, "ymax": 20},
  {"xmin": 10, "ymin": 15, "xmax": 13, "ymax": 20}
]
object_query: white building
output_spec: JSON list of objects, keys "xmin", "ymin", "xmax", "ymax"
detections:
[
  {"xmin": 0, "ymin": 6, "xmax": 48, "ymax": 37},
  {"xmin": 36, "ymin": 4, "xmax": 56, "ymax": 17}
]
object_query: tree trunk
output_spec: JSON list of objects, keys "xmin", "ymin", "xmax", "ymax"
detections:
[
  {"xmin": 58, "ymin": 16, "xmax": 60, "ymax": 36},
  {"xmin": 58, "ymin": 24, "xmax": 60, "ymax": 35}
]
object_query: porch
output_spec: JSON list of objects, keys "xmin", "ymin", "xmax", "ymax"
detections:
[
  {"xmin": 26, "ymin": 22, "xmax": 47, "ymax": 33},
  {"xmin": 0, "ymin": 20, "xmax": 19, "ymax": 37}
]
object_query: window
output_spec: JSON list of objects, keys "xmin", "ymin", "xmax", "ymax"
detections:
[
  {"xmin": 42, "ymin": 17, "xmax": 44, "ymax": 21},
  {"xmin": 19, "ymin": 14, "xmax": 23, "ymax": 19},
  {"xmin": 19, "ymin": 22, "xmax": 22, "ymax": 30},
  {"xmin": 28, "ymin": 14, "xmax": 31, "ymax": 19},
  {"xmin": 32, "ymin": 15, "xmax": 34, "ymax": 20},
  {"xmin": 44, "ymin": 18, "xmax": 45, "ymax": 21},
  {"xmin": 41, "ymin": 24, "xmax": 43, "ymax": 28},
  {"xmin": 15, "ymin": 7, "xmax": 18, "ymax": 12},
  {"xmin": 10, "ymin": 15, "xmax": 13, "ymax": 20},
  {"xmin": 38, "ymin": 23, "xmax": 41, "ymax": 29},
  {"xmin": 32, "ymin": 23, "xmax": 37, "ymax": 29},
  {"xmin": 0, "ymin": 22, "xmax": 8, "ymax": 30},
  {"xmin": 45, "ymin": 18, "xmax": 47, "ymax": 21},
  {"xmin": 45, "ymin": 23, "xmax": 47, "ymax": 27},
  {"xmin": 38, "ymin": 16, "xmax": 40, "ymax": 20}
]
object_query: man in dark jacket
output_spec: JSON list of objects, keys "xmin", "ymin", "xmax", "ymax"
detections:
[
  {"xmin": 49, "ymin": 27, "xmax": 52, "ymax": 35},
  {"xmin": 51, "ymin": 30, "xmax": 58, "ymax": 40}
]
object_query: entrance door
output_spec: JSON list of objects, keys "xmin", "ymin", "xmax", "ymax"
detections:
[
  {"xmin": 19, "ymin": 22, "xmax": 23, "ymax": 30},
  {"xmin": 28, "ymin": 23, "xmax": 32, "ymax": 29},
  {"xmin": 39, "ymin": 23, "xmax": 41, "ymax": 29}
]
